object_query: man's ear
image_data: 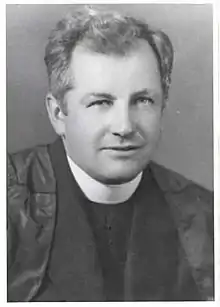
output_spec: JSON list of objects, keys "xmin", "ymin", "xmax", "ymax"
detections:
[
  {"xmin": 161, "ymin": 98, "xmax": 168, "ymax": 114},
  {"xmin": 45, "ymin": 93, "xmax": 66, "ymax": 136}
]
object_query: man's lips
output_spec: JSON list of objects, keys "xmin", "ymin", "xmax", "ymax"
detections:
[{"xmin": 101, "ymin": 145, "xmax": 143, "ymax": 151}]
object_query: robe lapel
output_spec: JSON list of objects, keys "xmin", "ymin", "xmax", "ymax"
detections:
[
  {"xmin": 48, "ymin": 138, "xmax": 105, "ymax": 301},
  {"xmin": 124, "ymin": 167, "xmax": 179, "ymax": 301}
]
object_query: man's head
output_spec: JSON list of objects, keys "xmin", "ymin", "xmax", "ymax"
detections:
[{"xmin": 45, "ymin": 6, "xmax": 174, "ymax": 184}]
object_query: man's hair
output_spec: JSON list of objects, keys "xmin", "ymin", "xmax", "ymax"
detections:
[{"xmin": 44, "ymin": 6, "xmax": 174, "ymax": 113}]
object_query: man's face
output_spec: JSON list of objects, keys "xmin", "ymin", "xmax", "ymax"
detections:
[{"xmin": 61, "ymin": 41, "xmax": 163, "ymax": 184}]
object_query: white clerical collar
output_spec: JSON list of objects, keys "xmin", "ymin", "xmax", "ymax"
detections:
[{"xmin": 67, "ymin": 155, "xmax": 142, "ymax": 205}]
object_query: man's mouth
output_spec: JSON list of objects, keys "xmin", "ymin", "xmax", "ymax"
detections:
[
  {"xmin": 101, "ymin": 145, "xmax": 143, "ymax": 153},
  {"xmin": 105, "ymin": 145, "xmax": 141, "ymax": 151}
]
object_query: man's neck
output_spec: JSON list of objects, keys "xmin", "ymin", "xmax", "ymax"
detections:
[{"xmin": 66, "ymin": 155, "xmax": 142, "ymax": 205}]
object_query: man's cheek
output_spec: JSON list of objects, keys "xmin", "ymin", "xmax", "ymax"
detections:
[{"xmin": 142, "ymin": 121, "xmax": 161, "ymax": 139}]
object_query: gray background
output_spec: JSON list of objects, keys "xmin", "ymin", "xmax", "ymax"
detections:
[{"xmin": 6, "ymin": 4, "xmax": 213, "ymax": 190}]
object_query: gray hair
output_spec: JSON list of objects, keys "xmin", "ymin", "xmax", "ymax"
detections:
[{"xmin": 44, "ymin": 6, "xmax": 174, "ymax": 113}]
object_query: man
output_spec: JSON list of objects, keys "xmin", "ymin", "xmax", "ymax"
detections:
[{"xmin": 7, "ymin": 6, "xmax": 214, "ymax": 302}]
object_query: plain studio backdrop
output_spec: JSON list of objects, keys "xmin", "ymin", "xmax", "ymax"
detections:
[{"xmin": 6, "ymin": 4, "xmax": 213, "ymax": 191}]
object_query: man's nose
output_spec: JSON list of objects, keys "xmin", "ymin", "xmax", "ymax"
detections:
[{"xmin": 110, "ymin": 103, "xmax": 135, "ymax": 137}]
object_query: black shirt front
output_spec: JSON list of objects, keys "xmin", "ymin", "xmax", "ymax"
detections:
[{"xmin": 81, "ymin": 199, "xmax": 134, "ymax": 301}]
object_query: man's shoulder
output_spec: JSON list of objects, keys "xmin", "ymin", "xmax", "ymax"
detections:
[
  {"xmin": 8, "ymin": 142, "xmax": 55, "ymax": 193},
  {"xmin": 149, "ymin": 160, "xmax": 212, "ymax": 195},
  {"xmin": 149, "ymin": 160, "xmax": 213, "ymax": 228},
  {"xmin": 149, "ymin": 161, "xmax": 213, "ymax": 213}
]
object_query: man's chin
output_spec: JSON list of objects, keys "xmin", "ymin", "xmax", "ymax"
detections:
[{"xmin": 95, "ymin": 167, "xmax": 145, "ymax": 185}]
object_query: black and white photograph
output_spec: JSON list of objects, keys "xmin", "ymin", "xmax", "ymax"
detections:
[{"xmin": 6, "ymin": 2, "xmax": 216, "ymax": 302}]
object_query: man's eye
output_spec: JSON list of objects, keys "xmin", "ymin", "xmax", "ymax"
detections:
[
  {"xmin": 87, "ymin": 100, "xmax": 113, "ymax": 108},
  {"xmin": 136, "ymin": 97, "xmax": 154, "ymax": 105}
]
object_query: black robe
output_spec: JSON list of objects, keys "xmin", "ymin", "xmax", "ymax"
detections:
[{"xmin": 33, "ymin": 139, "xmax": 200, "ymax": 301}]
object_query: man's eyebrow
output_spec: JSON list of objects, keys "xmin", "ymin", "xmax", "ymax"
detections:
[
  {"xmin": 82, "ymin": 92, "xmax": 117, "ymax": 101},
  {"xmin": 131, "ymin": 88, "xmax": 156, "ymax": 98}
]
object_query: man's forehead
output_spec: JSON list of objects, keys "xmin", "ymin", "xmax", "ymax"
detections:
[
  {"xmin": 70, "ymin": 40, "xmax": 160, "ymax": 84},
  {"xmin": 67, "ymin": 40, "xmax": 162, "ymax": 99}
]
